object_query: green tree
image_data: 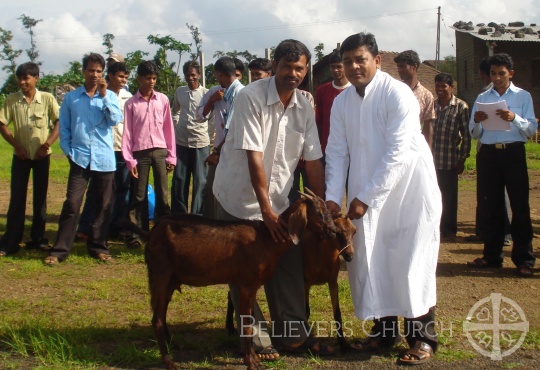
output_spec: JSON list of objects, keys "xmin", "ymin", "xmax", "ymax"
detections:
[
  {"xmin": 18, "ymin": 14, "xmax": 43, "ymax": 64},
  {"xmin": 0, "ymin": 27, "xmax": 22, "ymax": 75},
  {"xmin": 147, "ymin": 34, "xmax": 190, "ymax": 96},
  {"xmin": 102, "ymin": 33, "xmax": 115, "ymax": 55},
  {"xmin": 186, "ymin": 24, "xmax": 202, "ymax": 61},
  {"xmin": 438, "ymin": 55, "xmax": 457, "ymax": 81},
  {"xmin": 314, "ymin": 43, "xmax": 325, "ymax": 62},
  {"xmin": 125, "ymin": 50, "xmax": 149, "ymax": 94}
]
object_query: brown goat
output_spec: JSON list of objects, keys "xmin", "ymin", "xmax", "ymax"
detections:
[
  {"xmin": 138, "ymin": 192, "xmax": 336, "ymax": 370},
  {"xmin": 225, "ymin": 216, "xmax": 356, "ymax": 352},
  {"xmin": 302, "ymin": 216, "xmax": 356, "ymax": 351}
]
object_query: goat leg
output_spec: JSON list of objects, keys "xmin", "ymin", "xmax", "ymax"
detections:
[
  {"xmin": 329, "ymin": 280, "xmax": 351, "ymax": 352},
  {"xmin": 225, "ymin": 290, "xmax": 237, "ymax": 335}
]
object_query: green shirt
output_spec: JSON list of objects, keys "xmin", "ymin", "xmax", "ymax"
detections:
[{"xmin": 0, "ymin": 90, "xmax": 60, "ymax": 160}]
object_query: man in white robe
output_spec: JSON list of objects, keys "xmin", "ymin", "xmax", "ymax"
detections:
[{"xmin": 325, "ymin": 32, "xmax": 442, "ymax": 365}]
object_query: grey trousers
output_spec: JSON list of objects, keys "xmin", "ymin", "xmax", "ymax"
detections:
[{"xmin": 215, "ymin": 200, "xmax": 310, "ymax": 349}]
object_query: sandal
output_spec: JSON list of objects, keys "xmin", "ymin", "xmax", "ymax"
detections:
[
  {"xmin": 256, "ymin": 346, "xmax": 280, "ymax": 361},
  {"xmin": 350, "ymin": 337, "xmax": 382, "ymax": 352},
  {"xmin": 43, "ymin": 256, "xmax": 59, "ymax": 265},
  {"xmin": 282, "ymin": 336, "xmax": 335, "ymax": 356},
  {"xmin": 96, "ymin": 253, "xmax": 113, "ymax": 262},
  {"xmin": 467, "ymin": 257, "xmax": 502, "ymax": 268},
  {"xmin": 399, "ymin": 341, "xmax": 433, "ymax": 365},
  {"xmin": 517, "ymin": 265, "xmax": 533, "ymax": 277}
]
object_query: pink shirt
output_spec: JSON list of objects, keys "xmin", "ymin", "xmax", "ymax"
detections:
[{"xmin": 122, "ymin": 90, "xmax": 176, "ymax": 171}]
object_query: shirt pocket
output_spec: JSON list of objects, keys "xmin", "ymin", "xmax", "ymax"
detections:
[
  {"xmin": 153, "ymin": 108, "xmax": 164, "ymax": 124},
  {"xmin": 31, "ymin": 111, "xmax": 45, "ymax": 128},
  {"xmin": 284, "ymin": 126, "xmax": 304, "ymax": 163}
]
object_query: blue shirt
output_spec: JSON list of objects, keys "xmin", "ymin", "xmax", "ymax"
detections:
[
  {"xmin": 469, "ymin": 82, "xmax": 537, "ymax": 144},
  {"xmin": 60, "ymin": 86, "xmax": 123, "ymax": 171}
]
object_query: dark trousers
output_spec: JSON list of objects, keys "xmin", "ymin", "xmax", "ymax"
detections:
[
  {"xmin": 0, "ymin": 155, "xmax": 50, "ymax": 254},
  {"xmin": 49, "ymin": 160, "xmax": 114, "ymax": 260},
  {"xmin": 77, "ymin": 151, "xmax": 130, "ymax": 237},
  {"xmin": 128, "ymin": 148, "xmax": 170, "ymax": 235},
  {"xmin": 477, "ymin": 143, "xmax": 534, "ymax": 267},
  {"xmin": 171, "ymin": 145, "xmax": 209, "ymax": 216},
  {"xmin": 370, "ymin": 306, "xmax": 438, "ymax": 351},
  {"xmin": 436, "ymin": 169, "xmax": 458, "ymax": 236}
]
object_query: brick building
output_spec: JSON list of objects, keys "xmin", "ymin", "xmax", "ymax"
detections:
[{"xmin": 453, "ymin": 21, "xmax": 540, "ymax": 115}]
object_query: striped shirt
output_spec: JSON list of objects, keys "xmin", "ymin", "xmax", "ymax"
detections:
[{"xmin": 433, "ymin": 95, "xmax": 471, "ymax": 170}]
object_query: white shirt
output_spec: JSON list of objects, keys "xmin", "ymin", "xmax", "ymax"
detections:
[
  {"xmin": 171, "ymin": 85, "xmax": 208, "ymax": 148},
  {"xmin": 196, "ymin": 85, "xmax": 227, "ymax": 149},
  {"xmin": 112, "ymin": 88, "xmax": 132, "ymax": 151},
  {"xmin": 213, "ymin": 77, "xmax": 322, "ymax": 220},
  {"xmin": 326, "ymin": 70, "xmax": 442, "ymax": 319}
]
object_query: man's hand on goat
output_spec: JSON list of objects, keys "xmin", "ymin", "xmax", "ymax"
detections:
[
  {"xmin": 325, "ymin": 200, "xmax": 342, "ymax": 218},
  {"xmin": 347, "ymin": 198, "xmax": 368, "ymax": 220},
  {"xmin": 262, "ymin": 209, "xmax": 290, "ymax": 243}
]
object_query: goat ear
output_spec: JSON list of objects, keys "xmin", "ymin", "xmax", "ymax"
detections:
[{"xmin": 288, "ymin": 202, "xmax": 308, "ymax": 245}]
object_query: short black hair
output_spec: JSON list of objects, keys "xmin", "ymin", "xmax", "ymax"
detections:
[
  {"xmin": 340, "ymin": 32, "xmax": 379, "ymax": 58},
  {"xmin": 479, "ymin": 56, "xmax": 491, "ymax": 75},
  {"xmin": 82, "ymin": 52, "xmax": 106, "ymax": 70},
  {"xmin": 490, "ymin": 53, "xmax": 513, "ymax": 71},
  {"xmin": 137, "ymin": 60, "xmax": 158, "ymax": 76},
  {"xmin": 394, "ymin": 50, "xmax": 421, "ymax": 69},
  {"xmin": 274, "ymin": 39, "xmax": 311, "ymax": 65},
  {"xmin": 435, "ymin": 72, "xmax": 454, "ymax": 86},
  {"xmin": 16, "ymin": 62, "xmax": 39, "ymax": 77},
  {"xmin": 248, "ymin": 58, "xmax": 272, "ymax": 72},
  {"xmin": 183, "ymin": 60, "xmax": 200, "ymax": 76},
  {"xmin": 214, "ymin": 57, "xmax": 236, "ymax": 77},
  {"xmin": 107, "ymin": 62, "xmax": 129, "ymax": 77},
  {"xmin": 233, "ymin": 58, "xmax": 245, "ymax": 74},
  {"xmin": 329, "ymin": 50, "xmax": 342, "ymax": 64}
]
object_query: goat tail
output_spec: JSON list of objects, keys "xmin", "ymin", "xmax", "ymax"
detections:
[{"xmin": 117, "ymin": 218, "xmax": 150, "ymax": 241}]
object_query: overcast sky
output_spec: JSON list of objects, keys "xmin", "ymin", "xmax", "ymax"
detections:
[{"xmin": 1, "ymin": 0, "xmax": 538, "ymax": 84}]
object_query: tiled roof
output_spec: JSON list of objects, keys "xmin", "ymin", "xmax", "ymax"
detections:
[{"xmin": 452, "ymin": 21, "xmax": 540, "ymax": 42}]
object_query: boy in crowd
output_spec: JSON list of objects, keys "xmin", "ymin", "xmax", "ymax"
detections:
[
  {"xmin": 433, "ymin": 72, "xmax": 471, "ymax": 239},
  {"xmin": 76, "ymin": 62, "xmax": 133, "ymax": 240},
  {"xmin": 315, "ymin": 50, "xmax": 350, "ymax": 156},
  {"xmin": 44, "ymin": 53, "xmax": 123, "ymax": 264},
  {"xmin": 248, "ymin": 57, "xmax": 272, "ymax": 82},
  {"xmin": 171, "ymin": 60, "xmax": 208, "ymax": 215},
  {"xmin": 0, "ymin": 62, "xmax": 60, "ymax": 256},
  {"xmin": 467, "ymin": 53, "xmax": 537, "ymax": 277},
  {"xmin": 122, "ymin": 61, "xmax": 176, "ymax": 249},
  {"xmin": 394, "ymin": 50, "xmax": 435, "ymax": 148},
  {"xmin": 196, "ymin": 57, "xmax": 244, "ymax": 219}
]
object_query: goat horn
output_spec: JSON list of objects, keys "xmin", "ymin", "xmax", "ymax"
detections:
[
  {"xmin": 304, "ymin": 187, "xmax": 318, "ymax": 198},
  {"xmin": 297, "ymin": 190, "xmax": 314, "ymax": 200}
]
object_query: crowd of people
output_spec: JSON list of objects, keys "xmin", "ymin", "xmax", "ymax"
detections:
[{"xmin": 0, "ymin": 32, "xmax": 537, "ymax": 365}]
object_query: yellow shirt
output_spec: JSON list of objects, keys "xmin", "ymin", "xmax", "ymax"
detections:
[{"xmin": 0, "ymin": 90, "xmax": 60, "ymax": 160}]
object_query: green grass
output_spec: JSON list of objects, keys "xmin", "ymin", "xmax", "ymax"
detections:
[{"xmin": 1, "ymin": 134, "xmax": 540, "ymax": 369}]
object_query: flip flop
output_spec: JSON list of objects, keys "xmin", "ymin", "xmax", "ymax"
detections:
[
  {"xmin": 256, "ymin": 346, "xmax": 280, "ymax": 361},
  {"xmin": 96, "ymin": 253, "xmax": 113, "ymax": 262},
  {"xmin": 467, "ymin": 257, "xmax": 502, "ymax": 268},
  {"xmin": 282, "ymin": 336, "xmax": 335, "ymax": 356},
  {"xmin": 43, "ymin": 256, "xmax": 59, "ymax": 265}
]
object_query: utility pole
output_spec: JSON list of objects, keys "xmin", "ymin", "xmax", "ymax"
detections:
[{"xmin": 436, "ymin": 6, "xmax": 441, "ymax": 69}]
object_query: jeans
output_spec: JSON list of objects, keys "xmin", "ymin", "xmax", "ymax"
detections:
[{"xmin": 171, "ymin": 145, "xmax": 209, "ymax": 215}]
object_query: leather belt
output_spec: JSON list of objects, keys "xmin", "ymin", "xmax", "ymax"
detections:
[{"xmin": 482, "ymin": 142, "xmax": 524, "ymax": 149}]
